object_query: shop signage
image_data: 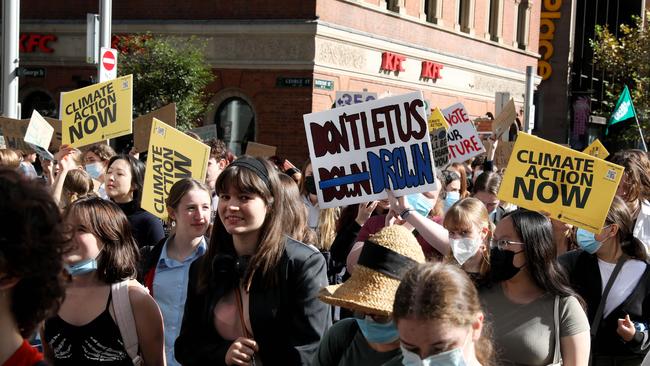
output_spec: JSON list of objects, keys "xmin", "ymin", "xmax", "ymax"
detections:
[
  {"xmin": 314, "ymin": 79, "xmax": 334, "ymax": 91},
  {"xmin": 380, "ymin": 52, "xmax": 406, "ymax": 72},
  {"xmin": 19, "ymin": 34, "xmax": 57, "ymax": 53},
  {"xmin": 276, "ymin": 77, "xmax": 312, "ymax": 88},
  {"xmin": 420, "ymin": 61, "xmax": 443, "ymax": 80}
]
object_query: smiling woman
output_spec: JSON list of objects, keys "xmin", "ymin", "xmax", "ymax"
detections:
[{"xmin": 175, "ymin": 156, "xmax": 331, "ymax": 366}]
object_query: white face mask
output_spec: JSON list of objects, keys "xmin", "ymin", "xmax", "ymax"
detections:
[
  {"xmin": 450, "ymin": 237, "xmax": 482, "ymax": 265},
  {"xmin": 401, "ymin": 329, "xmax": 471, "ymax": 366}
]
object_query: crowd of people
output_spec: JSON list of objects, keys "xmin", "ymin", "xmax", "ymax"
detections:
[{"xmin": 1, "ymin": 133, "xmax": 650, "ymax": 366}]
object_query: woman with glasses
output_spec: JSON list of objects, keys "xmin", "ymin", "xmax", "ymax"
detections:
[
  {"xmin": 313, "ymin": 225, "xmax": 425, "ymax": 366},
  {"xmin": 559, "ymin": 196, "xmax": 650, "ymax": 365},
  {"xmin": 608, "ymin": 150, "xmax": 650, "ymax": 252},
  {"xmin": 481, "ymin": 209, "xmax": 590, "ymax": 366}
]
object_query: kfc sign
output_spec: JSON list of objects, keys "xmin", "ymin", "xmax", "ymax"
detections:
[
  {"xmin": 421, "ymin": 61, "xmax": 443, "ymax": 80},
  {"xmin": 381, "ymin": 52, "xmax": 406, "ymax": 72},
  {"xmin": 20, "ymin": 34, "xmax": 57, "ymax": 53}
]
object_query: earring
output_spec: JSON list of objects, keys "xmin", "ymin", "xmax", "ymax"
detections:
[{"xmin": 171, "ymin": 221, "xmax": 176, "ymax": 228}]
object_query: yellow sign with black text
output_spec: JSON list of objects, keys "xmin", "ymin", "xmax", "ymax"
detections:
[
  {"xmin": 61, "ymin": 75, "xmax": 133, "ymax": 148},
  {"xmin": 428, "ymin": 107, "xmax": 449, "ymax": 132},
  {"xmin": 498, "ymin": 133, "xmax": 624, "ymax": 233},
  {"xmin": 141, "ymin": 118, "xmax": 210, "ymax": 220},
  {"xmin": 583, "ymin": 139, "xmax": 610, "ymax": 159}
]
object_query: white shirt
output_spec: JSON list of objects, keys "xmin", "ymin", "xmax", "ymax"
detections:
[
  {"xmin": 634, "ymin": 200, "xmax": 650, "ymax": 254},
  {"xmin": 598, "ymin": 258, "xmax": 647, "ymax": 317}
]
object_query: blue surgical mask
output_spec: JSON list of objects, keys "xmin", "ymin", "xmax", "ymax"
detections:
[
  {"xmin": 406, "ymin": 193, "xmax": 434, "ymax": 218},
  {"xmin": 443, "ymin": 191, "xmax": 461, "ymax": 212},
  {"xmin": 576, "ymin": 227, "xmax": 604, "ymax": 254},
  {"xmin": 85, "ymin": 162, "xmax": 104, "ymax": 180},
  {"xmin": 64, "ymin": 257, "xmax": 98, "ymax": 276},
  {"xmin": 401, "ymin": 329, "xmax": 470, "ymax": 366},
  {"xmin": 356, "ymin": 317, "xmax": 399, "ymax": 344}
]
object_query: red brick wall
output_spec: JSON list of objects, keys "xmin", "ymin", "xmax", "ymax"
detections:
[
  {"xmin": 317, "ymin": 0, "xmax": 540, "ymax": 72},
  {"xmin": 20, "ymin": 0, "xmax": 316, "ymax": 20},
  {"xmin": 208, "ymin": 69, "xmax": 314, "ymax": 163}
]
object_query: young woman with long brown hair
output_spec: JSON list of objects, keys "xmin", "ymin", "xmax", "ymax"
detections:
[{"xmin": 175, "ymin": 156, "xmax": 330, "ymax": 366}]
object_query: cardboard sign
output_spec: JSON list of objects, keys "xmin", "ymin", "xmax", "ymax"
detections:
[
  {"xmin": 497, "ymin": 133, "xmax": 624, "ymax": 233},
  {"xmin": 61, "ymin": 74, "xmax": 133, "ymax": 148},
  {"xmin": 24, "ymin": 110, "xmax": 54, "ymax": 160},
  {"xmin": 245, "ymin": 142, "xmax": 277, "ymax": 157},
  {"xmin": 428, "ymin": 107, "xmax": 449, "ymax": 132},
  {"xmin": 335, "ymin": 91, "xmax": 377, "ymax": 108},
  {"xmin": 133, "ymin": 103, "xmax": 177, "ymax": 153},
  {"xmin": 583, "ymin": 139, "xmax": 610, "ymax": 159},
  {"xmin": 304, "ymin": 91, "xmax": 437, "ymax": 208},
  {"xmin": 44, "ymin": 117, "xmax": 62, "ymax": 150},
  {"xmin": 141, "ymin": 118, "xmax": 210, "ymax": 220},
  {"xmin": 443, "ymin": 103, "xmax": 485, "ymax": 164},
  {"xmin": 0, "ymin": 117, "xmax": 32, "ymax": 152},
  {"xmin": 493, "ymin": 141, "xmax": 515, "ymax": 170},
  {"xmin": 189, "ymin": 124, "xmax": 218, "ymax": 142},
  {"xmin": 492, "ymin": 99, "xmax": 517, "ymax": 138}
]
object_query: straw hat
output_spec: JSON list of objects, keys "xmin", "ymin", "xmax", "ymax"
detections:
[{"xmin": 319, "ymin": 225, "xmax": 425, "ymax": 316}]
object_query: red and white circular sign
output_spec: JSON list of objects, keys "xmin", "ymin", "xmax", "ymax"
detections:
[{"xmin": 102, "ymin": 50, "xmax": 115, "ymax": 71}]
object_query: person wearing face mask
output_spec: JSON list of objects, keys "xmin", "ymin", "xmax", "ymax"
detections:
[
  {"xmin": 480, "ymin": 210, "xmax": 590, "ymax": 366},
  {"xmin": 559, "ymin": 196, "xmax": 650, "ymax": 365},
  {"xmin": 83, "ymin": 143, "xmax": 116, "ymax": 199},
  {"xmin": 41, "ymin": 197, "xmax": 165, "ymax": 365},
  {"xmin": 138, "ymin": 178, "xmax": 212, "ymax": 366},
  {"xmin": 385, "ymin": 262, "xmax": 494, "ymax": 366},
  {"xmin": 442, "ymin": 170, "xmax": 462, "ymax": 214},
  {"xmin": 313, "ymin": 225, "xmax": 426, "ymax": 366}
]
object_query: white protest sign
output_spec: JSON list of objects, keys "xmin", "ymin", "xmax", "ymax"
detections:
[
  {"xmin": 24, "ymin": 110, "xmax": 55, "ymax": 160},
  {"xmin": 443, "ymin": 103, "xmax": 485, "ymax": 163},
  {"xmin": 304, "ymin": 91, "xmax": 437, "ymax": 208},
  {"xmin": 99, "ymin": 47, "xmax": 118, "ymax": 83},
  {"xmin": 335, "ymin": 91, "xmax": 377, "ymax": 108}
]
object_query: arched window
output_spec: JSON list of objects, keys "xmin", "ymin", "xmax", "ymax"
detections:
[{"xmin": 214, "ymin": 97, "xmax": 255, "ymax": 156}]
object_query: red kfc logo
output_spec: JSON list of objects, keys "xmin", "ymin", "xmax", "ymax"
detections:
[
  {"xmin": 381, "ymin": 52, "xmax": 406, "ymax": 72},
  {"xmin": 421, "ymin": 61, "xmax": 443, "ymax": 80}
]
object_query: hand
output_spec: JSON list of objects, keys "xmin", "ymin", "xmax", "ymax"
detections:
[
  {"xmin": 617, "ymin": 314, "xmax": 636, "ymax": 342},
  {"xmin": 356, "ymin": 201, "xmax": 378, "ymax": 226},
  {"xmin": 129, "ymin": 146, "xmax": 140, "ymax": 159},
  {"xmin": 58, "ymin": 153, "xmax": 78, "ymax": 173},
  {"xmin": 386, "ymin": 190, "xmax": 409, "ymax": 215},
  {"xmin": 53, "ymin": 145, "xmax": 75, "ymax": 162},
  {"xmin": 225, "ymin": 337, "xmax": 258, "ymax": 366},
  {"xmin": 385, "ymin": 208, "xmax": 405, "ymax": 227}
]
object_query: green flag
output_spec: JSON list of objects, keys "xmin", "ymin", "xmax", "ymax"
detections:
[{"xmin": 606, "ymin": 85, "xmax": 637, "ymax": 135}]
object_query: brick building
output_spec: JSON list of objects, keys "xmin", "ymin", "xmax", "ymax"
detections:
[{"xmin": 13, "ymin": 0, "xmax": 541, "ymax": 162}]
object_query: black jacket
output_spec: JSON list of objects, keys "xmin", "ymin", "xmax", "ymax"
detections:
[
  {"xmin": 174, "ymin": 237, "xmax": 332, "ymax": 365},
  {"xmin": 559, "ymin": 250, "xmax": 650, "ymax": 357}
]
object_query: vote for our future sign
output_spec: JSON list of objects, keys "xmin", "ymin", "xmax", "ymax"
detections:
[
  {"xmin": 303, "ymin": 91, "xmax": 437, "ymax": 208},
  {"xmin": 498, "ymin": 133, "xmax": 624, "ymax": 233},
  {"xmin": 61, "ymin": 75, "xmax": 133, "ymax": 148},
  {"xmin": 442, "ymin": 103, "xmax": 485, "ymax": 164}
]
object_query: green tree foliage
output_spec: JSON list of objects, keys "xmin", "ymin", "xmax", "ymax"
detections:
[
  {"xmin": 590, "ymin": 12, "xmax": 649, "ymax": 147},
  {"xmin": 117, "ymin": 35, "xmax": 214, "ymax": 131}
]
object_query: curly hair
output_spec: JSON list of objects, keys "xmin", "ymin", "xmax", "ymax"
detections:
[{"xmin": 0, "ymin": 168, "xmax": 68, "ymax": 337}]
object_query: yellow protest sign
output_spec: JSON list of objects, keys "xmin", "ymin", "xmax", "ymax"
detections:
[
  {"xmin": 428, "ymin": 107, "xmax": 449, "ymax": 132},
  {"xmin": 141, "ymin": 118, "xmax": 210, "ymax": 220},
  {"xmin": 61, "ymin": 74, "xmax": 133, "ymax": 148},
  {"xmin": 583, "ymin": 139, "xmax": 609, "ymax": 159},
  {"xmin": 497, "ymin": 133, "xmax": 624, "ymax": 233}
]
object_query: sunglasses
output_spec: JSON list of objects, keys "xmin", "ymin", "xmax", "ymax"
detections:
[{"xmin": 489, "ymin": 238, "xmax": 525, "ymax": 250}]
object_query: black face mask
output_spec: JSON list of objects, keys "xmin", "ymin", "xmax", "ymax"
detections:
[
  {"xmin": 304, "ymin": 176, "xmax": 317, "ymax": 195},
  {"xmin": 489, "ymin": 247, "xmax": 522, "ymax": 283}
]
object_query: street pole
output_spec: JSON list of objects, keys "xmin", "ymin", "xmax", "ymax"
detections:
[
  {"xmin": 2, "ymin": 0, "xmax": 20, "ymax": 118},
  {"xmin": 98, "ymin": 0, "xmax": 112, "ymax": 80},
  {"xmin": 524, "ymin": 66, "xmax": 535, "ymax": 134}
]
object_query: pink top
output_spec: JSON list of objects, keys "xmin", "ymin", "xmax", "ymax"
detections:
[{"xmin": 213, "ymin": 287, "xmax": 254, "ymax": 341}]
